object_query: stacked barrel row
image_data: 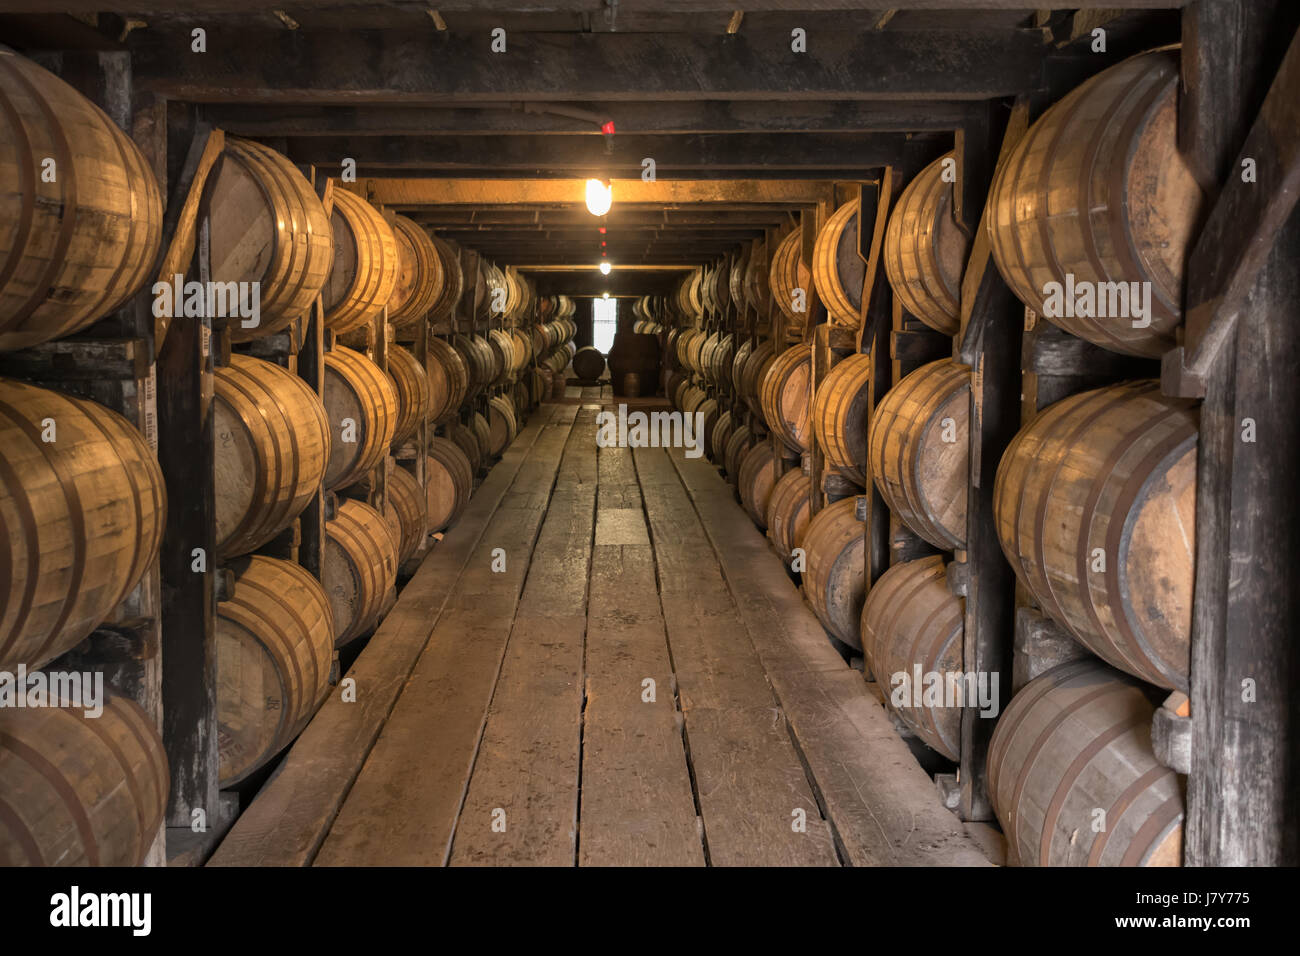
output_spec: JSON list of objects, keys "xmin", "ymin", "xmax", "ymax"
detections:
[
  {"xmin": 0, "ymin": 50, "xmax": 528, "ymax": 866},
  {"xmin": 0, "ymin": 51, "xmax": 173, "ymax": 866},
  {"xmin": 675, "ymin": 50, "xmax": 1198, "ymax": 868}
]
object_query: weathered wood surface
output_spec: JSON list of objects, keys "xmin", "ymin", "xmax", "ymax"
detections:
[
  {"xmin": 1178, "ymin": 1, "xmax": 1300, "ymax": 867},
  {"xmin": 208, "ymin": 405, "xmax": 560, "ymax": 866},
  {"xmin": 312, "ymin": 407, "xmax": 578, "ymax": 866},
  {"xmin": 449, "ymin": 412, "xmax": 596, "ymax": 866},
  {"xmin": 636, "ymin": 447, "xmax": 839, "ymax": 867},
  {"xmin": 668, "ymin": 448, "xmax": 989, "ymax": 866},
  {"xmin": 581, "ymin": 446, "xmax": 705, "ymax": 866}
]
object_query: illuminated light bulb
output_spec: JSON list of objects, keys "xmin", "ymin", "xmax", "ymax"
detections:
[
  {"xmin": 599, "ymin": 261, "xmax": 612, "ymax": 275},
  {"xmin": 602, "ymin": 292, "xmax": 610, "ymax": 299},
  {"xmin": 585, "ymin": 178, "xmax": 612, "ymax": 216}
]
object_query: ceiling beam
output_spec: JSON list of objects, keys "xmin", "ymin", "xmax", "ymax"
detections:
[
  {"xmin": 129, "ymin": 27, "xmax": 1048, "ymax": 102},
  {"xmin": 356, "ymin": 177, "xmax": 836, "ymax": 207},
  {"xmin": 285, "ymin": 132, "xmax": 912, "ymax": 176},
  {"xmin": 0, "ymin": 1, "xmax": 1189, "ymax": 13},
  {"xmin": 202, "ymin": 99, "xmax": 979, "ymax": 136}
]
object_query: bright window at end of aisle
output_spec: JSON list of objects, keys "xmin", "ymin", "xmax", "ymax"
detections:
[{"xmin": 593, "ymin": 296, "xmax": 617, "ymax": 354}]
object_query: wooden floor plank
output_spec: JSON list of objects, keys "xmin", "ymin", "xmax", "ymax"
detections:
[
  {"xmin": 580, "ymin": 445, "xmax": 705, "ymax": 867},
  {"xmin": 666, "ymin": 448, "xmax": 991, "ymax": 867},
  {"xmin": 448, "ymin": 411, "xmax": 598, "ymax": 866},
  {"xmin": 208, "ymin": 405, "xmax": 562, "ymax": 867},
  {"xmin": 633, "ymin": 447, "xmax": 840, "ymax": 867},
  {"xmin": 312, "ymin": 407, "xmax": 579, "ymax": 867}
]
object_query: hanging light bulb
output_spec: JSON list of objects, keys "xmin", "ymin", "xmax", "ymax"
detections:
[
  {"xmin": 585, "ymin": 178, "xmax": 612, "ymax": 216},
  {"xmin": 599, "ymin": 261, "xmax": 612, "ymax": 275}
]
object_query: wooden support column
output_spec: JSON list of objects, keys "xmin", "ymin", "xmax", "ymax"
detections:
[
  {"xmin": 953, "ymin": 100, "xmax": 1025, "ymax": 822},
  {"xmin": 1173, "ymin": 1, "xmax": 1300, "ymax": 866}
]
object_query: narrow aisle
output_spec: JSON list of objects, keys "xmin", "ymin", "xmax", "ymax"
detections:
[
  {"xmin": 635, "ymin": 447, "xmax": 841, "ymax": 867},
  {"xmin": 208, "ymin": 405, "xmax": 563, "ymax": 868},
  {"xmin": 579, "ymin": 444, "xmax": 705, "ymax": 866},
  {"xmin": 448, "ymin": 408, "xmax": 598, "ymax": 866},
  {"xmin": 314, "ymin": 407, "xmax": 579, "ymax": 866}
]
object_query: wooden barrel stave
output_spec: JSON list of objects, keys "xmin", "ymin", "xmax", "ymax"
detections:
[
  {"xmin": 324, "ymin": 498, "xmax": 397, "ymax": 647},
  {"xmin": 0, "ymin": 692, "xmax": 169, "ymax": 866},
  {"xmin": 868, "ymin": 358, "xmax": 970, "ymax": 551},
  {"xmin": 738, "ymin": 442, "xmax": 780, "ymax": 530},
  {"xmin": 387, "ymin": 215, "xmax": 444, "ymax": 327},
  {"xmin": 813, "ymin": 198, "xmax": 867, "ymax": 327},
  {"xmin": 811, "ymin": 352, "xmax": 874, "ymax": 483},
  {"xmin": 427, "ymin": 436, "xmax": 474, "ymax": 532},
  {"xmin": 322, "ymin": 346, "xmax": 398, "ymax": 491},
  {"xmin": 0, "ymin": 380, "xmax": 167, "ymax": 671},
  {"xmin": 321, "ymin": 189, "xmax": 398, "ymax": 335},
  {"xmin": 387, "ymin": 344, "xmax": 431, "ymax": 447},
  {"xmin": 802, "ymin": 496, "xmax": 866, "ymax": 649},
  {"xmin": 994, "ymin": 380, "xmax": 1197, "ymax": 690},
  {"xmin": 216, "ymin": 554, "xmax": 333, "ymax": 786},
  {"xmin": 0, "ymin": 51, "xmax": 164, "ymax": 352},
  {"xmin": 861, "ymin": 555, "xmax": 963, "ymax": 759},
  {"xmin": 766, "ymin": 469, "xmax": 812, "ymax": 566},
  {"xmin": 884, "ymin": 150, "xmax": 967, "ymax": 335},
  {"xmin": 759, "ymin": 342, "xmax": 813, "ymax": 452},
  {"xmin": 209, "ymin": 138, "xmax": 332, "ymax": 343},
  {"xmin": 988, "ymin": 658, "xmax": 1184, "ymax": 866},
  {"xmin": 985, "ymin": 51, "xmax": 1203, "ymax": 358}
]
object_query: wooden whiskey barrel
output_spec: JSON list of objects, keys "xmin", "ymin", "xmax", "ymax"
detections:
[
  {"xmin": 993, "ymin": 381, "xmax": 1197, "ymax": 690},
  {"xmin": 216, "ymin": 555, "xmax": 333, "ymax": 787},
  {"xmin": 573, "ymin": 346, "xmax": 606, "ymax": 381},
  {"xmin": 729, "ymin": 247, "xmax": 750, "ymax": 313},
  {"xmin": 738, "ymin": 442, "xmax": 779, "ymax": 530},
  {"xmin": 769, "ymin": 230, "xmax": 811, "ymax": 328},
  {"xmin": 385, "ymin": 464, "xmax": 425, "ymax": 566},
  {"xmin": 427, "ymin": 437, "xmax": 474, "ymax": 532},
  {"xmin": 324, "ymin": 498, "xmax": 397, "ymax": 647},
  {"xmin": 861, "ymin": 555, "xmax": 963, "ymax": 759},
  {"xmin": 214, "ymin": 354, "xmax": 330, "ymax": 558},
  {"xmin": 452, "ymin": 333, "xmax": 493, "ymax": 399},
  {"xmin": 448, "ymin": 421, "xmax": 483, "ymax": 475},
  {"xmin": 0, "ymin": 50, "xmax": 164, "ymax": 352},
  {"xmin": 387, "ymin": 215, "xmax": 444, "ymax": 328},
  {"xmin": 813, "ymin": 198, "xmax": 868, "ymax": 327},
  {"xmin": 209, "ymin": 137, "xmax": 332, "ymax": 343},
  {"xmin": 426, "ymin": 336, "xmax": 469, "ymax": 423},
  {"xmin": 724, "ymin": 425, "xmax": 752, "ymax": 486},
  {"xmin": 766, "ymin": 469, "xmax": 812, "ymax": 566},
  {"xmin": 883, "ymin": 151, "xmax": 968, "ymax": 335},
  {"xmin": 471, "ymin": 412, "xmax": 492, "ymax": 463},
  {"xmin": 743, "ymin": 241, "xmax": 770, "ymax": 314},
  {"xmin": 811, "ymin": 352, "xmax": 873, "ymax": 483},
  {"xmin": 692, "ymin": 396, "xmax": 718, "ymax": 455},
  {"xmin": 867, "ymin": 358, "xmax": 970, "ymax": 551},
  {"xmin": 988, "ymin": 658, "xmax": 1184, "ymax": 866},
  {"xmin": 322, "ymin": 346, "xmax": 398, "ymax": 491},
  {"xmin": 740, "ymin": 340, "xmax": 776, "ymax": 416},
  {"xmin": 802, "ymin": 496, "xmax": 865, "ymax": 649},
  {"xmin": 710, "ymin": 409, "xmax": 734, "ymax": 465},
  {"xmin": 730, "ymin": 337, "xmax": 754, "ymax": 392},
  {"xmin": 321, "ymin": 188, "xmax": 398, "ymax": 335},
  {"xmin": 427, "ymin": 234, "xmax": 464, "ymax": 321},
  {"xmin": 487, "ymin": 394, "xmax": 518, "ymax": 457},
  {"xmin": 0, "ymin": 380, "xmax": 166, "ymax": 672},
  {"xmin": 707, "ymin": 333, "xmax": 734, "ymax": 387},
  {"xmin": 759, "ymin": 343, "xmax": 813, "ymax": 452},
  {"xmin": 387, "ymin": 344, "xmax": 431, "ymax": 447},
  {"xmin": 986, "ymin": 51, "xmax": 1202, "ymax": 358},
  {"xmin": 0, "ymin": 692, "xmax": 168, "ymax": 866}
]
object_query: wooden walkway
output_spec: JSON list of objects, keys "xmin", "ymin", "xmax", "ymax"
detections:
[{"xmin": 211, "ymin": 401, "xmax": 989, "ymax": 867}]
